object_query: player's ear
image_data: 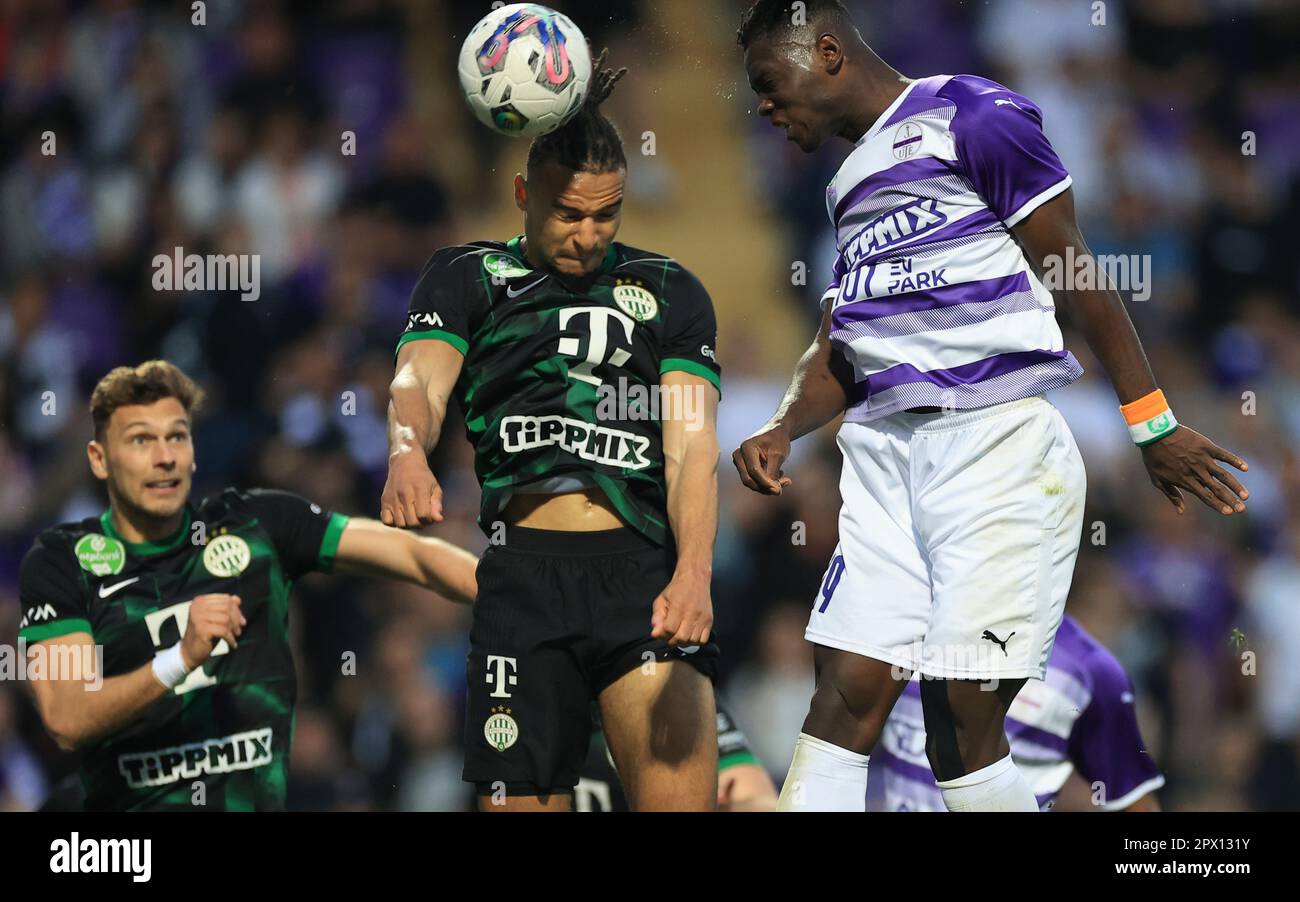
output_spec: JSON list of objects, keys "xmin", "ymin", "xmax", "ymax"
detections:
[
  {"xmin": 513, "ymin": 174, "xmax": 528, "ymax": 212},
  {"xmin": 87, "ymin": 440, "xmax": 108, "ymax": 481},
  {"xmin": 818, "ymin": 34, "xmax": 844, "ymax": 75}
]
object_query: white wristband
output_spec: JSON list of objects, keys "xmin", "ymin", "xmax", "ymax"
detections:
[
  {"xmin": 152, "ymin": 643, "xmax": 191, "ymax": 689},
  {"xmin": 1129, "ymin": 409, "xmax": 1179, "ymax": 446}
]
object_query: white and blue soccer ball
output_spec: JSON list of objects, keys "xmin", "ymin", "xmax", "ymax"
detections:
[{"xmin": 458, "ymin": 3, "xmax": 593, "ymax": 138}]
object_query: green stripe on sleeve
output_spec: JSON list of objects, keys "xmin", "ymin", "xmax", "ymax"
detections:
[
  {"xmin": 19, "ymin": 619, "xmax": 94, "ymax": 643},
  {"xmin": 317, "ymin": 513, "xmax": 350, "ymax": 573},
  {"xmin": 395, "ymin": 329, "xmax": 469, "ymax": 357},
  {"xmin": 659, "ymin": 358, "xmax": 722, "ymax": 395},
  {"xmin": 718, "ymin": 751, "xmax": 760, "ymax": 772}
]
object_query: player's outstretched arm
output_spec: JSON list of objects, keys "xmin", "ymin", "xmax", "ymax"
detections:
[
  {"xmin": 382, "ymin": 340, "xmax": 463, "ymax": 527},
  {"xmin": 732, "ymin": 300, "xmax": 850, "ymax": 495},
  {"xmin": 333, "ymin": 517, "xmax": 479, "ymax": 604},
  {"xmin": 1014, "ymin": 188, "xmax": 1249, "ymax": 516},
  {"xmin": 652, "ymin": 371, "xmax": 720, "ymax": 647},
  {"xmin": 27, "ymin": 595, "xmax": 243, "ymax": 750}
]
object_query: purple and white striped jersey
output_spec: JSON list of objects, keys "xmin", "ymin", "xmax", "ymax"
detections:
[
  {"xmin": 823, "ymin": 74, "xmax": 1084, "ymax": 421},
  {"xmin": 866, "ymin": 616, "xmax": 1165, "ymax": 812}
]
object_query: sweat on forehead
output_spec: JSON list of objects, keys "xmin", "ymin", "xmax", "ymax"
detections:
[
  {"xmin": 737, "ymin": 0, "xmax": 854, "ymax": 49},
  {"xmin": 750, "ymin": 33, "xmax": 816, "ymax": 68}
]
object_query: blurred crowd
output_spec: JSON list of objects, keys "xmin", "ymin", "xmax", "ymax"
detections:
[{"xmin": 0, "ymin": 0, "xmax": 1297, "ymax": 811}]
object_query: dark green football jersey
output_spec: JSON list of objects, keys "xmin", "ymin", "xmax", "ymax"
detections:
[
  {"xmin": 396, "ymin": 236, "xmax": 722, "ymax": 546},
  {"xmin": 16, "ymin": 488, "xmax": 349, "ymax": 811}
]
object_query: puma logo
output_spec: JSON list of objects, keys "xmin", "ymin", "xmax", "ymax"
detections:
[{"xmin": 981, "ymin": 629, "xmax": 1015, "ymax": 656}]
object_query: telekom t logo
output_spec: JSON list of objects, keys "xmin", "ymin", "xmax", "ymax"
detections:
[
  {"xmin": 558, "ymin": 307, "xmax": 635, "ymax": 387},
  {"xmin": 486, "ymin": 655, "xmax": 518, "ymax": 698},
  {"xmin": 143, "ymin": 601, "xmax": 230, "ymax": 695}
]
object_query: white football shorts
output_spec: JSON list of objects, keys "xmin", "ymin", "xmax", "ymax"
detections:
[{"xmin": 807, "ymin": 395, "xmax": 1086, "ymax": 680}]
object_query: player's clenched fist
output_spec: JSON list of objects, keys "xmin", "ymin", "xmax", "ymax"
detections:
[
  {"xmin": 180, "ymin": 594, "xmax": 245, "ymax": 671},
  {"xmin": 380, "ymin": 452, "xmax": 444, "ymax": 528},
  {"xmin": 650, "ymin": 574, "xmax": 714, "ymax": 648},
  {"xmin": 732, "ymin": 424, "xmax": 795, "ymax": 496}
]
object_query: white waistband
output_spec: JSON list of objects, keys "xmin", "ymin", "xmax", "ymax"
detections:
[{"xmin": 882, "ymin": 394, "xmax": 1050, "ymax": 434}]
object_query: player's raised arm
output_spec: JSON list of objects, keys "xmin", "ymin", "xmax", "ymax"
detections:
[
  {"xmin": 1013, "ymin": 188, "xmax": 1249, "ymax": 516},
  {"xmin": 383, "ymin": 340, "xmax": 462, "ymax": 527},
  {"xmin": 651, "ymin": 371, "xmax": 720, "ymax": 648},
  {"xmin": 332, "ymin": 517, "xmax": 479, "ymax": 604},
  {"xmin": 732, "ymin": 299, "xmax": 851, "ymax": 495}
]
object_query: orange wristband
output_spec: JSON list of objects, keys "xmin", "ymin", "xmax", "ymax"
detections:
[{"xmin": 1121, "ymin": 389, "xmax": 1178, "ymax": 445}]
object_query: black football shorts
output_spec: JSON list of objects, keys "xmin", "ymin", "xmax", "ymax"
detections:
[{"xmin": 463, "ymin": 525, "xmax": 720, "ymax": 797}]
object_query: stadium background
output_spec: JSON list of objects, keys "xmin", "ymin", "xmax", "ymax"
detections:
[{"xmin": 0, "ymin": 0, "xmax": 1297, "ymax": 811}]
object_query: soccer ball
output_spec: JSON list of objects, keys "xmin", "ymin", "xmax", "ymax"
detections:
[{"xmin": 458, "ymin": 4, "xmax": 593, "ymax": 138}]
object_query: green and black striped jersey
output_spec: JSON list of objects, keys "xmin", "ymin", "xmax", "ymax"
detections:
[
  {"xmin": 16, "ymin": 488, "xmax": 349, "ymax": 811},
  {"xmin": 397, "ymin": 236, "xmax": 721, "ymax": 546}
]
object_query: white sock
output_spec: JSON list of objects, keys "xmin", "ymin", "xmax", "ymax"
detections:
[
  {"xmin": 777, "ymin": 732, "xmax": 870, "ymax": 812},
  {"xmin": 936, "ymin": 753, "xmax": 1038, "ymax": 811}
]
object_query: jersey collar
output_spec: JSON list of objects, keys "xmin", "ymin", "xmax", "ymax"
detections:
[
  {"xmin": 100, "ymin": 505, "xmax": 193, "ymax": 556},
  {"xmin": 597, "ymin": 240, "xmax": 617, "ymax": 274},
  {"xmin": 508, "ymin": 235, "xmax": 618, "ymax": 277},
  {"xmin": 505, "ymin": 235, "xmax": 528, "ymax": 266},
  {"xmin": 857, "ymin": 78, "xmax": 920, "ymax": 146}
]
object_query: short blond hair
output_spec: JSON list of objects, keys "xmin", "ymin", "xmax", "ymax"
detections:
[{"xmin": 90, "ymin": 360, "xmax": 206, "ymax": 440}]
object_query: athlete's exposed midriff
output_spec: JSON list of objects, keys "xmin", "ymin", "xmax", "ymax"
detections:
[{"xmin": 502, "ymin": 488, "xmax": 626, "ymax": 531}]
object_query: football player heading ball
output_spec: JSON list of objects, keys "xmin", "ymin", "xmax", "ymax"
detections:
[{"xmin": 384, "ymin": 47, "xmax": 726, "ymax": 810}]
